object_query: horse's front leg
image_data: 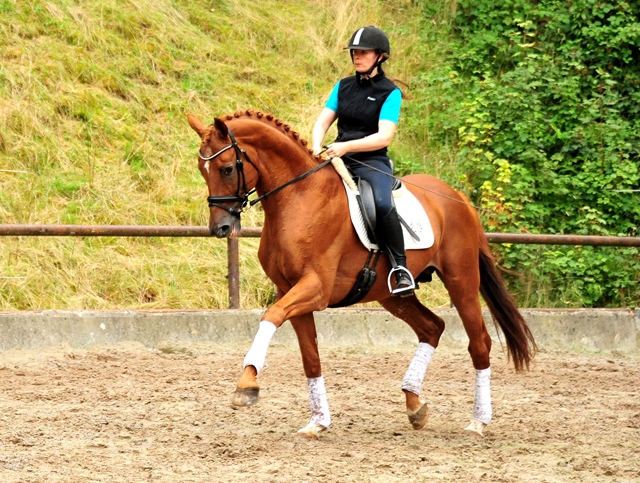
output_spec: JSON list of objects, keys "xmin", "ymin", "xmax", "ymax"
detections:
[
  {"xmin": 290, "ymin": 313, "xmax": 330, "ymax": 438},
  {"xmin": 232, "ymin": 273, "xmax": 328, "ymax": 410}
]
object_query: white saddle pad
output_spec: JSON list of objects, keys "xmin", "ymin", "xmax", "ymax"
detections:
[{"xmin": 343, "ymin": 180, "xmax": 434, "ymax": 251}]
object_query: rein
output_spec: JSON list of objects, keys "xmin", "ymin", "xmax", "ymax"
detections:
[
  {"xmin": 201, "ymin": 128, "xmax": 330, "ymax": 216},
  {"xmin": 338, "ymin": 152, "xmax": 491, "ymax": 213},
  {"xmin": 251, "ymin": 158, "xmax": 331, "ymax": 206}
]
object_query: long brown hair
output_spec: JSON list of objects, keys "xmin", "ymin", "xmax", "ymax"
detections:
[{"xmin": 388, "ymin": 77, "xmax": 412, "ymax": 100}]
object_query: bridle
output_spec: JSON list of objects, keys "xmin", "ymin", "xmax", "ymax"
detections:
[
  {"xmin": 199, "ymin": 127, "xmax": 331, "ymax": 218},
  {"xmin": 199, "ymin": 129, "xmax": 261, "ymax": 217}
]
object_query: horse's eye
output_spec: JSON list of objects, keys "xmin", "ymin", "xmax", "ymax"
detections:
[{"xmin": 221, "ymin": 165, "xmax": 234, "ymax": 177}]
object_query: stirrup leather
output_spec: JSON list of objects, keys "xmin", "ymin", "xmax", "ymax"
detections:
[{"xmin": 387, "ymin": 266, "xmax": 416, "ymax": 295}]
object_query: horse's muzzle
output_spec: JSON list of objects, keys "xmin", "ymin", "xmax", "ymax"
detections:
[{"xmin": 209, "ymin": 216, "xmax": 241, "ymax": 238}]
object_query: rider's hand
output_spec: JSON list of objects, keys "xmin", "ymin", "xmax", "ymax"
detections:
[
  {"xmin": 313, "ymin": 146, "xmax": 323, "ymax": 156},
  {"xmin": 325, "ymin": 142, "xmax": 350, "ymax": 158}
]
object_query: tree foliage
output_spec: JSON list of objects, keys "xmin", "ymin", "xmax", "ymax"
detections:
[{"xmin": 408, "ymin": 0, "xmax": 640, "ymax": 306}]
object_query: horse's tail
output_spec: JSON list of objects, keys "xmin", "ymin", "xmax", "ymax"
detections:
[{"xmin": 478, "ymin": 236, "xmax": 537, "ymax": 372}]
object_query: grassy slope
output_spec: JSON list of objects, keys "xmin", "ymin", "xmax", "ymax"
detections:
[{"xmin": 0, "ymin": 0, "xmax": 454, "ymax": 310}]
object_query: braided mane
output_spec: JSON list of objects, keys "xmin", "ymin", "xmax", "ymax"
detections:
[{"xmin": 205, "ymin": 109, "xmax": 322, "ymax": 162}]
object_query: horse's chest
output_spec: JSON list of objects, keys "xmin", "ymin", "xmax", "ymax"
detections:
[
  {"xmin": 257, "ymin": 235, "xmax": 296, "ymax": 274},
  {"xmin": 258, "ymin": 231, "xmax": 332, "ymax": 281}
]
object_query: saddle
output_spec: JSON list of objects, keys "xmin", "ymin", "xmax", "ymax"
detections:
[
  {"xmin": 329, "ymin": 158, "xmax": 426, "ymax": 307},
  {"xmin": 354, "ymin": 176, "xmax": 418, "ymax": 246},
  {"xmin": 355, "ymin": 177, "xmax": 378, "ymax": 244}
]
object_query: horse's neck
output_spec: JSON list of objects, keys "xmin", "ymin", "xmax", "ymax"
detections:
[
  {"xmin": 236, "ymin": 121, "xmax": 327, "ymax": 196},
  {"xmin": 232, "ymin": 121, "xmax": 344, "ymax": 225}
]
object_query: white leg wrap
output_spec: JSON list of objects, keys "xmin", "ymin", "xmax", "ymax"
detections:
[
  {"xmin": 307, "ymin": 376, "xmax": 331, "ymax": 428},
  {"xmin": 402, "ymin": 342, "xmax": 436, "ymax": 396},
  {"xmin": 243, "ymin": 321, "xmax": 277, "ymax": 374},
  {"xmin": 472, "ymin": 367, "xmax": 492, "ymax": 424}
]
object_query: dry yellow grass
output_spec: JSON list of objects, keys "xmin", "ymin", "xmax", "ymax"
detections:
[{"xmin": 0, "ymin": 0, "xmax": 454, "ymax": 310}]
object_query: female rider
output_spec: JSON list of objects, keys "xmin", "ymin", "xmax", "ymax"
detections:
[{"xmin": 312, "ymin": 25, "xmax": 414, "ymax": 296}]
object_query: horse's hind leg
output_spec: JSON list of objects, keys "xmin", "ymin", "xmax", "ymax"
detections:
[
  {"xmin": 290, "ymin": 313, "xmax": 330, "ymax": 438},
  {"xmin": 439, "ymin": 260, "xmax": 493, "ymax": 437},
  {"xmin": 380, "ymin": 295, "xmax": 445, "ymax": 430}
]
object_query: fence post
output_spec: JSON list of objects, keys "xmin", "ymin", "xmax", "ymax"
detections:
[{"xmin": 227, "ymin": 237, "xmax": 240, "ymax": 309}]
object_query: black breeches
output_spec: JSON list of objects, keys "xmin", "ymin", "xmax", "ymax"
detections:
[
  {"xmin": 346, "ymin": 157, "xmax": 395, "ymax": 217},
  {"xmin": 346, "ymin": 156, "xmax": 406, "ymax": 267}
]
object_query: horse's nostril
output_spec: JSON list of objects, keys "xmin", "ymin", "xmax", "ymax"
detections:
[{"xmin": 214, "ymin": 225, "xmax": 231, "ymax": 238}]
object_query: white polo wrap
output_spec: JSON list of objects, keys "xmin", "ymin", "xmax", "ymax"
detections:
[
  {"xmin": 401, "ymin": 342, "xmax": 435, "ymax": 396},
  {"xmin": 243, "ymin": 320, "xmax": 277, "ymax": 374},
  {"xmin": 473, "ymin": 367, "xmax": 492, "ymax": 424},
  {"xmin": 308, "ymin": 376, "xmax": 331, "ymax": 428}
]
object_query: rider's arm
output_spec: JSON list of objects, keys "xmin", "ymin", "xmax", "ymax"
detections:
[
  {"xmin": 325, "ymin": 121, "xmax": 396, "ymax": 158},
  {"xmin": 312, "ymin": 107, "xmax": 338, "ymax": 155},
  {"xmin": 312, "ymin": 82, "xmax": 340, "ymax": 155}
]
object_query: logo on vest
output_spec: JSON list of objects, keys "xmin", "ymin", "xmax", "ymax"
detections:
[{"xmin": 367, "ymin": 96, "xmax": 376, "ymax": 101}]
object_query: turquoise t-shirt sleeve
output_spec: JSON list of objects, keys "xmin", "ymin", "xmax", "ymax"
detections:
[
  {"xmin": 379, "ymin": 88, "xmax": 402, "ymax": 124},
  {"xmin": 325, "ymin": 82, "xmax": 340, "ymax": 112}
]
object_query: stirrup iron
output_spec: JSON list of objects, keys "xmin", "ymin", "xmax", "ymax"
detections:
[{"xmin": 388, "ymin": 266, "xmax": 415, "ymax": 295}]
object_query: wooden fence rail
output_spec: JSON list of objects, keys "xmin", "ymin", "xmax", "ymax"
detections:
[{"xmin": 2, "ymin": 224, "xmax": 639, "ymax": 308}]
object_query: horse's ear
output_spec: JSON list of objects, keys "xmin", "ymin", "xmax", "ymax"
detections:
[
  {"xmin": 212, "ymin": 117, "xmax": 229, "ymax": 140},
  {"xmin": 187, "ymin": 113, "xmax": 206, "ymax": 139}
]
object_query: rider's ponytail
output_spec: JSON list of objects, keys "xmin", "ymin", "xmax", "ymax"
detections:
[{"xmin": 387, "ymin": 77, "xmax": 412, "ymax": 100}]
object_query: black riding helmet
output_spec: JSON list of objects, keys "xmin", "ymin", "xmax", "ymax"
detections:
[
  {"xmin": 344, "ymin": 25, "xmax": 390, "ymax": 58},
  {"xmin": 344, "ymin": 26, "xmax": 390, "ymax": 79}
]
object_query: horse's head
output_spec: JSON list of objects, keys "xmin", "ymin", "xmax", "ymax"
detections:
[{"xmin": 187, "ymin": 114, "xmax": 254, "ymax": 238}]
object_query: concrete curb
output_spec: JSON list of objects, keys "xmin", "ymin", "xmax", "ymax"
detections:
[{"xmin": 0, "ymin": 308, "xmax": 638, "ymax": 355}]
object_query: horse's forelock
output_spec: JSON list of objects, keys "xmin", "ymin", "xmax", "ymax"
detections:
[{"xmin": 202, "ymin": 126, "xmax": 213, "ymax": 145}]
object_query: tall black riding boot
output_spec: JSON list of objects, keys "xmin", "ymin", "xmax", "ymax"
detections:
[{"xmin": 377, "ymin": 208, "xmax": 415, "ymax": 295}]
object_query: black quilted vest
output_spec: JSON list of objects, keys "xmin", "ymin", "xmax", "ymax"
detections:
[{"xmin": 335, "ymin": 71, "xmax": 398, "ymax": 160}]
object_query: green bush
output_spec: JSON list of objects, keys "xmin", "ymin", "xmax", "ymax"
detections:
[{"xmin": 410, "ymin": 0, "xmax": 640, "ymax": 306}]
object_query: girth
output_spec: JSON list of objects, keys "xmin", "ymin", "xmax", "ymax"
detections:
[{"xmin": 328, "ymin": 249, "xmax": 381, "ymax": 308}]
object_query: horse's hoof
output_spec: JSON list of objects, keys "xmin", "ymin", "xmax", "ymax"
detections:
[
  {"xmin": 231, "ymin": 386, "xmax": 260, "ymax": 406},
  {"xmin": 407, "ymin": 403, "xmax": 429, "ymax": 430},
  {"xmin": 464, "ymin": 419, "xmax": 486, "ymax": 438},
  {"xmin": 297, "ymin": 422, "xmax": 327, "ymax": 439}
]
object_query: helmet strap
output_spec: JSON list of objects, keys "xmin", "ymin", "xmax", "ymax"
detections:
[
  {"xmin": 355, "ymin": 54, "xmax": 385, "ymax": 85},
  {"xmin": 354, "ymin": 53, "xmax": 384, "ymax": 79}
]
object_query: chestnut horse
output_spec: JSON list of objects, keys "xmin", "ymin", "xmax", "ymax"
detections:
[{"xmin": 187, "ymin": 110, "xmax": 536, "ymax": 438}]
